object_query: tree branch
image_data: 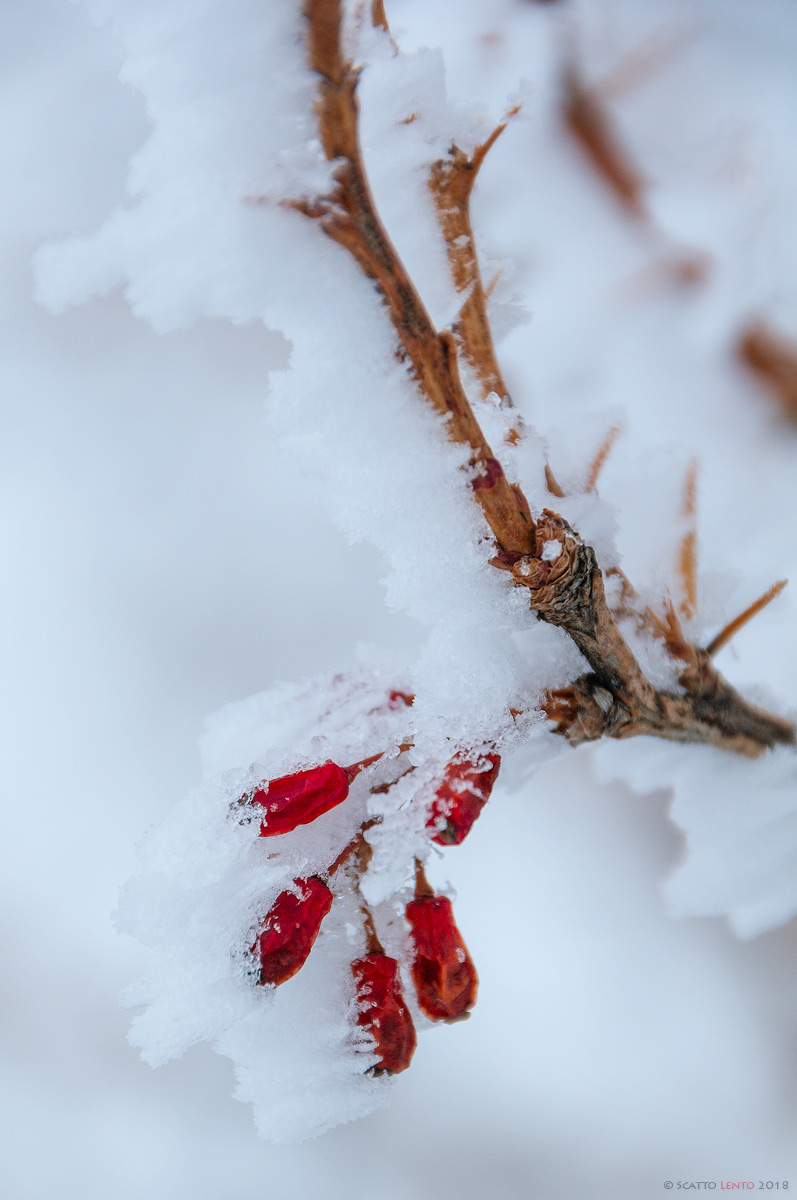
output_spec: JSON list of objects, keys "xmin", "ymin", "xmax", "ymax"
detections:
[
  {"xmin": 301, "ymin": 0, "xmax": 536, "ymax": 557},
  {"xmin": 299, "ymin": 0, "xmax": 795, "ymax": 759}
]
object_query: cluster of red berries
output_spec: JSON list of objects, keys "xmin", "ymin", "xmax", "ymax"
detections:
[{"xmin": 243, "ymin": 747, "xmax": 501, "ymax": 1074}]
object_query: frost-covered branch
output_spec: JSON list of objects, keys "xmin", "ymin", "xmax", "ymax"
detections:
[
  {"xmin": 35, "ymin": 0, "xmax": 797, "ymax": 1145},
  {"xmin": 301, "ymin": 0, "xmax": 536, "ymax": 556},
  {"xmin": 302, "ymin": 0, "xmax": 794, "ymax": 759}
]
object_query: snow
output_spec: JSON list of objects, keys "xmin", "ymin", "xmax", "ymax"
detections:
[{"xmin": 3, "ymin": 0, "xmax": 797, "ymax": 1188}]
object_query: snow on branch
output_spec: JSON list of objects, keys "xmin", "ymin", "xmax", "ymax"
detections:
[
  {"xmin": 301, "ymin": 0, "xmax": 793, "ymax": 760},
  {"xmin": 34, "ymin": 0, "xmax": 797, "ymax": 1142}
]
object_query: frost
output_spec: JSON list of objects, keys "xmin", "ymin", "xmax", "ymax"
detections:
[
  {"xmin": 32, "ymin": 0, "xmax": 797, "ymax": 1150},
  {"xmin": 593, "ymin": 738, "xmax": 797, "ymax": 938},
  {"xmin": 118, "ymin": 661, "xmax": 558, "ymax": 1138}
]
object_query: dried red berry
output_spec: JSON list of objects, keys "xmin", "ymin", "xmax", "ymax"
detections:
[
  {"xmin": 249, "ymin": 761, "xmax": 349, "ymax": 836},
  {"xmin": 426, "ymin": 753, "xmax": 501, "ymax": 845},
  {"xmin": 351, "ymin": 953, "xmax": 417, "ymax": 1074},
  {"xmin": 405, "ymin": 895, "xmax": 478, "ymax": 1021},
  {"xmin": 253, "ymin": 876, "xmax": 333, "ymax": 987}
]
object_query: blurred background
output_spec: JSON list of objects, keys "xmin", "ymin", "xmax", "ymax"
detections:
[{"xmin": 2, "ymin": 0, "xmax": 797, "ymax": 1196}]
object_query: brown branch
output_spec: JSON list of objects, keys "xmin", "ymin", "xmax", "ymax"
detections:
[
  {"xmin": 428, "ymin": 119, "xmax": 518, "ymax": 403},
  {"xmin": 302, "ymin": 0, "xmax": 535, "ymax": 556},
  {"xmin": 427, "ymin": 114, "xmax": 566, "ymax": 495},
  {"xmin": 524, "ymin": 515, "xmax": 793, "ymax": 755},
  {"xmin": 299, "ymin": 0, "xmax": 794, "ymax": 759},
  {"xmin": 325, "ymin": 825, "xmax": 374, "ymax": 879}
]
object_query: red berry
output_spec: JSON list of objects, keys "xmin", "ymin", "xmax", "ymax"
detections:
[
  {"xmin": 249, "ymin": 761, "xmax": 349, "ymax": 836},
  {"xmin": 253, "ymin": 876, "xmax": 333, "ymax": 987},
  {"xmin": 405, "ymin": 895, "xmax": 478, "ymax": 1021},
  {"xmin": 351, "ymin": 953, "xmax": 417, "ymax": 1074},
  {"xmin": 426, "ymin": 753, "xmax": 501, "ymax": 845}
]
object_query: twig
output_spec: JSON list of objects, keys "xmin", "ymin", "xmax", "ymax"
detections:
[
  {"xmin": 429, "ymin": 117, "xmax": 518, "ymax": 403},
  {"xmin": 427, "ymin": 112, "xmax": 565, "ymax": 490},
  {"xmin": 301, "ymin": 0, "xmax": 536, "ymax": 557}
]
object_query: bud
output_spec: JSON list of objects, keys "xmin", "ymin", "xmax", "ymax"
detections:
[
  {"xmin": 405, "ymin": 895, "xmax": 478, "ymax": 1021},
  {"xmin": 351, "ymin": 953, "xmax": 417, "ymax": 1074},
  {"xmin": 249, "ymin": 761, "xmax": 350, "ymax": 836},
  {"xmin": 253, "ymin": 876, "xmax": 334, "ymax": 987},
  {"xmin": 426, "ymin": 753, "xmax": 501, "ymax": 845}
]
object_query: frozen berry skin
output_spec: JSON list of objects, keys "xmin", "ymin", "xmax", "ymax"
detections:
[
  {"xmin": 426, "ymin": 753, "xmax": 501, "ymax": 845},
  {"xmin": 405, "ymin": 895, "xmax": 478, "ymax": 1021},
  {"xmin": 253, "ymin": 876, "xmax": 333, "ymax": 986},
  {"xmin": 249, "ymin": 761, "xmax": 349, "ymax": 836},
  {"xmin": 351, "ymin": 953, "xmax": 417, "ymax": 1074}
]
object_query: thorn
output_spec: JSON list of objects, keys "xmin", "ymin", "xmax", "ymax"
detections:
[
  {"xmin": 707, "ymin": 579, "xmax": 788, "ymax": 657},
  {"xmin": 661, "ymin": 598, "xmax": 690, "ymax": 660},
  {"xmin": 544, "ymin": 463, "xmax": 566, "ymax": 498},
  {"xmin": 484, "ymin": 269, "xmax": 503, "ymax": 303},
  {"xmin": 677, "ymin": 458, "xmax": 698, "ymax": 620},
  {"xmin": 371, "ymin": 0, "xmax": 388, "ymax": 31},
  {"xmin": 586, "ymin": 424, "xmax": 620, "ymax": 492},
  {"xmin": 562, "ymin": 63, "xmax": 647, "ymax": 219},
  {"xmin": 644, "ymin": 598, "xmax": 690, "ymax": 661},
  {"xmin": 470, "ymin": 105, "xmax": 521, "ymax": 178}
]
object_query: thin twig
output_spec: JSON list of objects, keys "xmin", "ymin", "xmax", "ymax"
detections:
[{"xmin": 428, "ymin": 114, "xmax": 519, "ymax": 402}]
